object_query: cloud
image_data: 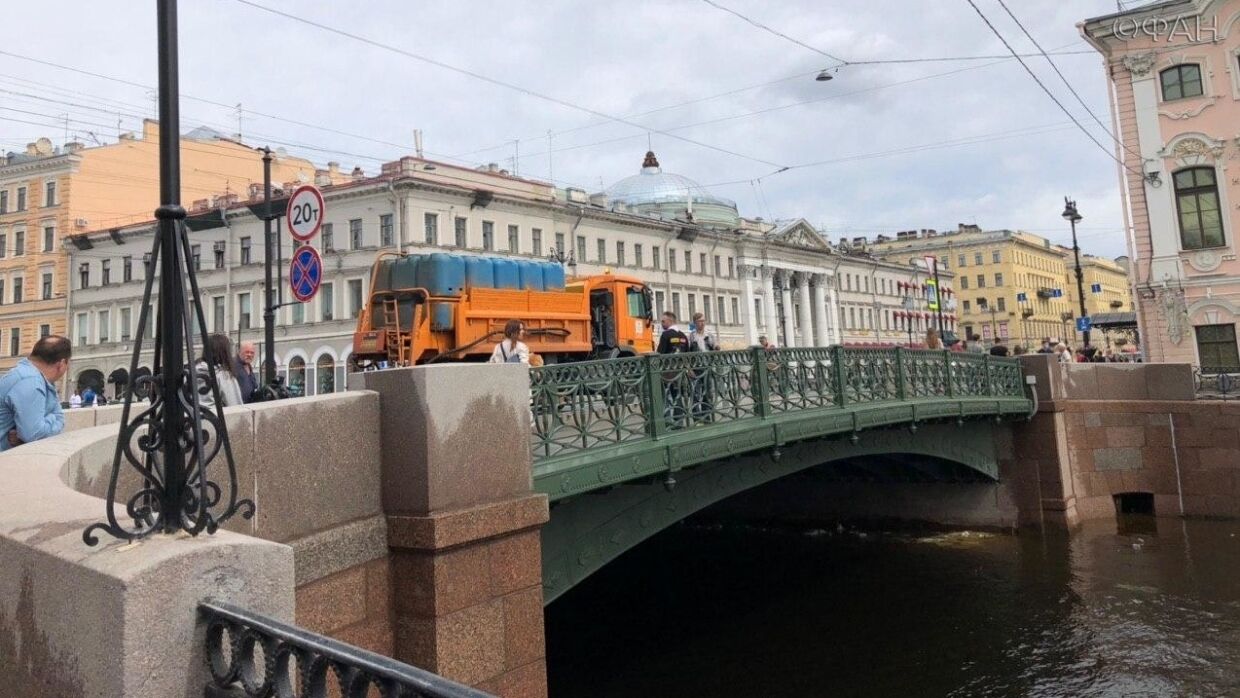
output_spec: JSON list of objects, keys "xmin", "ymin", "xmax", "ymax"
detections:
[{"xmin": 0, "ymin": 0, "xmax": 1130, "ymax": 258}]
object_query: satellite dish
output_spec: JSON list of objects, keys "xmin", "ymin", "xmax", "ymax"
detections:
[{"xmin": 35, "ymin": 137, "xmax": 54, "ymax": 155}]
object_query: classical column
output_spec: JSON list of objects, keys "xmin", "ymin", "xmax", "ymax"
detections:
[
  {"xmin": 779, "ymin": 271, "xmax": 796, "ymax": 348},
  {"xmin": 827, "ymin": 287, "xmax": 841, "ymax": 345},
  {"xmin": 812, "ymin": 274, "xmax": 830, "ymax": 347},
  {"xmin": 741, "ymin": 264, "xmax": 759, "ymax": 346},
  {"xmin": 797, "ymin": 272, "xmax": 814, "ymax": 348},
  {"xmin": 762, "ymin": 267, "xmax": 778, "ymax": 344}
]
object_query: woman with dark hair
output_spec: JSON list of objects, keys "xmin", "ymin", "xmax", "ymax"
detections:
[
  {"xmin": 197, "ymin": 333, "xmax": 245, "ymax": 407},
  {"xmin": 489, "ymin": 319, "xmax": 530, "ymax": 365}
]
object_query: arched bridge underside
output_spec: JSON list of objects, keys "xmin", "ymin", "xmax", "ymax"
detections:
[{"xmin": 529, "ymin": 347, "xmax": 1032, "ymax": 603}]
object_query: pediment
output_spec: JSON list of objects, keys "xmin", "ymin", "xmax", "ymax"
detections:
[{"xmin": 769, "ymin": 219, "xmax": 831, "ymax": 250}]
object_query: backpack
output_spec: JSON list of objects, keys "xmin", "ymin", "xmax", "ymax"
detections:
[{"xmin": 500, "ymin": 341, "xmax": 523, "ymax": 364}]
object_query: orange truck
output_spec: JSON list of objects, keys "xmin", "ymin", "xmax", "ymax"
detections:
[{"xmin": 351, "ymin": 252, "xmax": 655, "ymax": 367}]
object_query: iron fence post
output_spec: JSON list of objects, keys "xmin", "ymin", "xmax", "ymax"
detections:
[
  {"xmin": 832, "ymin": 345, "xmax": 847, "ymax": 407},
  {"xmin": 984, "ymin": 354, "xmax": 994, "ymax": 396},
  {"xmin": 644, "ymin": 354, "xmax": 668, "ymax": 438},
  {"xmin": 944, "ymin": 350, "xmax": 955, "ymax": 398},
  {"xmin": 894, "ymin": 346, "xmax": 907, "ymax": 400},
  {"xmin": 751, "ymin": 347, "xmax": 772, "ymax": 418}
]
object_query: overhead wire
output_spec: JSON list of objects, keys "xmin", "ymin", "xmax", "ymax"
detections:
[
  {"xmin": 230, "ymin": 0, "xmax": 787, "ymax": 170},
  {"xmin": 994, "ymin": 0, "xmax": 1142, "ymax": 160},
  {"xmin": 698, "ymin": 0, "xmax": 847, "ymax": 65},
  {"xmin": 962, "ymin": 0, "xmax": 1145, "ymax": 178}
]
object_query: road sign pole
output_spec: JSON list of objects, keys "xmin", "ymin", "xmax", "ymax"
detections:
[{"xmin": 262, "ymin": 148, "xmax": 276, "ymax": 386}]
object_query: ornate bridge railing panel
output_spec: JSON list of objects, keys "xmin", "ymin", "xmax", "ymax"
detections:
[
  {"xmin": 841, "ymin": 348, "xmax": 900, "ymax": 403},
  {"xmin": 530, "ymin": 347, "xmax": 1031, "ymax": 487},
  {"xmin": 902, "ymin": 348, "xmax": 951, "ymax": 398},
  {"xmin": 949, "ymin": 353, "xmax": 992, "ymax": 397},
  {"xmin": 530, "ymin": 356, "xmax": 650, "ymax": 460},
  {"xmin": 767, "ymin": 347, "xmax": 839, "ymax": 412},
  {"xmin": 650, "ymin": 349, "xmax": 759, "ymax": 431},
  {"xmin": 201, "ymin": 602, "xmax": 492, "ymax": 697}
]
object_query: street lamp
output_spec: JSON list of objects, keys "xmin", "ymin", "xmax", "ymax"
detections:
[{"xmin": 1062, "ymin": 197, "xmax": 1090, "ymax": 347}]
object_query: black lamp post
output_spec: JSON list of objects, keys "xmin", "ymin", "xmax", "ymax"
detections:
[
  {"xmin": 84, "ymin": 0, "xmax": 252, "ymax": 545},
  {"xmin": 1062, "ymin": 197, "xmax": 1090, "ymax": 348}
]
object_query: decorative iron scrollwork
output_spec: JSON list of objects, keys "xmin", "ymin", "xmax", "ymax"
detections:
[{"xmin": 83, "ymin": 214, "xmax": 253, "ymax": 545}]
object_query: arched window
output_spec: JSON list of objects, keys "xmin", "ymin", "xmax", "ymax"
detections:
[
  {"xmin": 1173, "ymin": 167, "xmax": 1223, "ymax": 250},
  {"xmin": 288, "ymin": 357, "xmax": 306, "ymax": 397},
  {"xmin": 316, "ymin": 355, "xmax": 336, "ymax": 394},
  {"xmin": 1160, "ymin": 64, "xmax": 1203, "ymax": 101}
]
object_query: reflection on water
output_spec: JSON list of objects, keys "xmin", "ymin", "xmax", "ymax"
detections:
[{"xmin": 545, "ymin": 516, "xmax": 1240, "ymax": 698}]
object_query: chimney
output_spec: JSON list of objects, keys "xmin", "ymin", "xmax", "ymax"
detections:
[
  {"xmin": 64, "ymin": 142, "xmax": 84, "ymax": 153},
  {"xmin": 314, "ymin": 169, "xmax": 332, "ymax": 187},
  {"xmin": 25, "ymin": 142, "xmax": 38, "ymax": 156},
  {"xmin": 248, "ymin": 183, "xmax": 264, "ymax": 200},
  {"xmin": 142, "ymin": 119, "xmax": 160, "ymax": 140},
  {"xmin": 328, "ymin": 161, "xmax": 341, "ymax": 178},
  {"xmin": 118, "ymin": 132, "xmax": 136, "ymax": 142},
  {"xmin": 487, "ymin": 162, "xmax": 500, "ymax": 173},
  {"xmin": 351, "ymin": 166, "xmax": 365, "ymax": 180}
]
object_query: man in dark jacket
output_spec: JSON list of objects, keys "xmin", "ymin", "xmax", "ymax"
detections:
[
  {"xmin": 657, "ymin": 312, "xmax": 689, "ymax": 354},
  {"xmin": 234, "ymin": 341, "xmax": 258, "ymax": 403}
]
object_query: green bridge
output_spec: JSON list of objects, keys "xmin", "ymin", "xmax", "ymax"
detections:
[{"xmin": 530, "ymin": 347, "xmax": 1034, "ymax": 602}]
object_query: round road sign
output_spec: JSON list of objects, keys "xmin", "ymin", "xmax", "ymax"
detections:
[
  {"xmin": 286, "ymin": 184, "xmax": 325, "ymax": 242},
  {"xmin": 289, "ymin": 244, "xmax": 323, "ymax": 303}
]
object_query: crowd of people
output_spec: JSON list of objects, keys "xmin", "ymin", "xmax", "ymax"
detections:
[{"xmin": 917, "ymin": 328, "xmax": 1139, "ymax": 364}]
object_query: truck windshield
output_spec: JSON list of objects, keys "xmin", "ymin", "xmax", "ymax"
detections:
[{"xmin": 627, "ymin": 285, "xmax": 652, "ymax": 321}]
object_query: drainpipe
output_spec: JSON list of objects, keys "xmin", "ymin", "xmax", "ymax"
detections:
[
  {"xmin": 871, "ymin": 259, "xmax": 881, "ymax": 343},
  {"xmin": 62, "ymin": 240, "xmax": 74, "ymax": 398}
]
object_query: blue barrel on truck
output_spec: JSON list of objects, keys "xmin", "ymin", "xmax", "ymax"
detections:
[
  {"xmin": 518, "ymin": 260, "xmax": 545, "ymax": 291},
  {"xmin": 464, "ymin": 256, "xmax": 494, "ymax": 290},
  {"xmin": 419, "ymin": 253, "xmax": 466, "ymax": 296},
  {"xmin": 493, "ymin": 258, "xmax": 520, "ymax": 289},
  {"xmin": 542, "ymin": 262, "xmax": 566, "ymax": 291}
]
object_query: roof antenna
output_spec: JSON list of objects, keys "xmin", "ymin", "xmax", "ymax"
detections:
[{"xmin": 647, "ymin": 132, "xmax": 652, "ymax": 152}]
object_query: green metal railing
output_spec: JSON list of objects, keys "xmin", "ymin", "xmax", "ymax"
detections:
[{"xmin": 530, "ymin": 347, "xmax": 1028, "ymax": 467}]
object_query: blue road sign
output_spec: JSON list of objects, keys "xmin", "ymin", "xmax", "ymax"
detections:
[
  {"xmin": 1016, "ymin": 292, "xmax": 1028, "ymax": 303},
  {"xmin": 289, "ymin": 245, "xmax": 323, "ymax": 303},
  {"xmin": 1091, "ymin": 283, "xmax": 1102, "ymax": 294},
  {"xmin": 1076, "ymin": 316, "xmax": 1092, "ymax": 332}
]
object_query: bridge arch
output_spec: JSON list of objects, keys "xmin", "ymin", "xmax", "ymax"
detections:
[{"xmin": 541, "ymin": 421, "xmax": 1008, "ymax": 604}]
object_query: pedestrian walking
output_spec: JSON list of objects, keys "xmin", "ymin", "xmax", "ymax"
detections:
[
  {"xmin": 489, "ymin": 320, "xmax": 530, "ymax": 365},
  {"xmin": 924, "ymin": 328, "xmax": 943, "ymax": 349},
  {"xmin": 0, "ymin": 335, "xmax": 71, "ymax": 451},
  {"xmin": 966, "ymin": 334, "xmax": 986, "ymax": 353},
  {"xmin": 198, "ymin": 334, "xmax": 246, "ymax": 408}
]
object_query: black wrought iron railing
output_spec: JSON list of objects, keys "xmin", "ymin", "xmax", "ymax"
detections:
[
  {"xmin": 201, "ymin": 602, "xmax": 494, "ymax": 698},
  {"xmin": 1195, "ymin": 366, "xmax": 1239, "ymax": 400}
]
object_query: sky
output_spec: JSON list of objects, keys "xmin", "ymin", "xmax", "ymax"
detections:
[{"xmin": 0, "ymin": 0, "xmax": 1138, "ymax": 257}]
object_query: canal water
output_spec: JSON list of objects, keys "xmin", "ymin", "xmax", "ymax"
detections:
[{"xmin": 545, "ymin": 516, "xmax": 1240, "ymax": 697}]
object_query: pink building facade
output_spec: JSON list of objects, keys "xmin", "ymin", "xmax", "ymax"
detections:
[{"xmin": 1081, "ymin": 0, "xmax": 1240, "ymax": 371}]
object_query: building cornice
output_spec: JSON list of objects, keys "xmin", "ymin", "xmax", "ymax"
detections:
[{"xmin": 0, "ymin": 153, "xmax": 80, "ymax": 179}]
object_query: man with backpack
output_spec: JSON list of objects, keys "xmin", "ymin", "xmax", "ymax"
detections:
[{"xmin": 656, "ymin": 312, "xmax": 690, "ymax": 427}]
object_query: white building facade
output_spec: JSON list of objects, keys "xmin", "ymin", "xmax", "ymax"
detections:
[{"xmin": 65, "ymin": 155, "xmax": 856, "ymax": 397}]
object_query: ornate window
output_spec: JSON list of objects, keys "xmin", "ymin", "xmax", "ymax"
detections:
[
  {"xmin": 317, "ymin": 354, "xmax": 336, "ymax": 394},
  {"xmin": 1160, "ymin": 64, "xmax": 1203, "ymax": 101},
  {"xmin": 287, "ymin": 356, "xmax": 306, "ymax": 396},
  {"xmin": 1194, "ymin": 324, "xmax": 1239, "ymax": 372},
  {"xmin": 1173, "ymin": 167, "xmax": 1223, "ymax": 250}
]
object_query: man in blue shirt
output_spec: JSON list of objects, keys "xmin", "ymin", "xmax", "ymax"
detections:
[{"xmin": 0, "ymin": 335, "xmax": 71, "ymax": 451}]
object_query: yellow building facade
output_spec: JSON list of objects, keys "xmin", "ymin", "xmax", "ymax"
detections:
[
  {"xmin": 0, "ymin": 120, "xmax": 326, "ymax": 373},
  {"xmin": 869, "ymin": 226, "xmax": 1133, "ymax": 349}
]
